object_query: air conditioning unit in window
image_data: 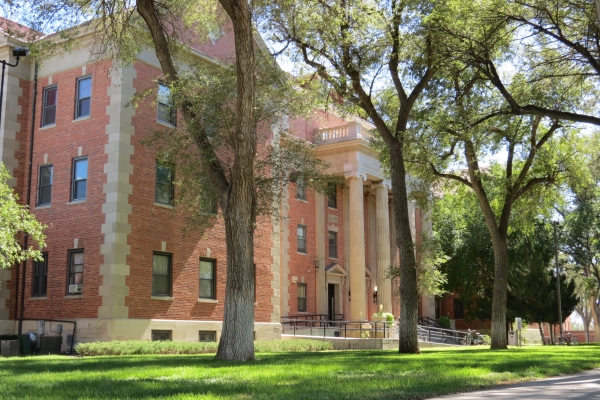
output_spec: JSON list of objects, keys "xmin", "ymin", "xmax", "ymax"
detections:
[{"xmin": 68, "ymin": 284, "xmax": 82, "ymax": 294}]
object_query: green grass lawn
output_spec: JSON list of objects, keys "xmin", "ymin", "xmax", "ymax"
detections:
[{"xmin": 1, "ymin": 345, "xmax": 599, "ymax": 399}]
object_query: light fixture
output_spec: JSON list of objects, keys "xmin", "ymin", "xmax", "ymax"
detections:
[{"xmin": 373, "ymin": 285, "xmax": 378, "ymax": 304}]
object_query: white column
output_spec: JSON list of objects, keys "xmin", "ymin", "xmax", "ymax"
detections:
[
  {"xmin": 375, "ymin": 183, "xmax": 392, "ymax": 313},
  {"xmin": 347, "ymin": 174, "xmax": 366, "ymax": 321}
]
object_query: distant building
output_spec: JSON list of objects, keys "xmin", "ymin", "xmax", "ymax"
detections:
[{"xmin": 0, "ymin": 16, "xmax": 434, "ymax": 348}]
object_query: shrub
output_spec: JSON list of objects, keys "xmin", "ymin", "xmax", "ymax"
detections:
[
  {"xmin": 75, "ymin": 339, "xmax": 333, "ymax": 356},
  {"xmin": 438, "ymin": 316, "xmax": 451, "ymax": 329}
]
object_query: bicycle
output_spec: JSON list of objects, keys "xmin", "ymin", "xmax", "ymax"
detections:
[{"xmin": 557, "ymin": 332, "xmax": 579, "ymax": 345}]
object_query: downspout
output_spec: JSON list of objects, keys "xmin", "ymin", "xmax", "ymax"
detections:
[{"xmin": 17, "ymin": 61, "xmax": 38, "ymax": 336}]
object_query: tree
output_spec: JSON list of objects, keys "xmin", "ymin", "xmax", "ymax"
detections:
[
  {"xmin": 444, "ymin": 0, "xmax": 600, "ymax": 127},
  {"xmin": 9, "ymin": 0, "xmax": 290, "ymax": 361},
  {"xmin": 260, "ymin": 0, "xmax": 441, "ymax": 354},
  {"xmin": 560, "ymin": 133, "xmax": 600, "ymax": 343},
  {"xmin": 0, "ymin": 163, "xmax": 46, "ymax": 270}
]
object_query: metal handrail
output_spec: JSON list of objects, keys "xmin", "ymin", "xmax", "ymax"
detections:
[
  {"xmin": 418, "ymin": 316, "xmax": 440, "ymax": 328},
  {"xmin": 281, "ymin": 318, "xmax": 398, "ymax": 339},
  {"xmin": 417, "ymin": 325, "xmax": 468, "ymax": 345}
]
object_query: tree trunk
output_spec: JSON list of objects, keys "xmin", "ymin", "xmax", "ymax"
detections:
[
  {"xmin": 489, "ymin": 233, "xmax": 509, "ymax": 349},
  {"xmin": 390, "ymin": 142, "xmax": 420, "ymax": 354},
  {"xmin": 215, "ymin": 0, "xmax": 257, "ymax": 361},
  {"xmin": 584, "ymin": 319, "xmax": 590, "ymax": 343},
  {"xmin": 593, "ymin": 299, "xmax": 600, "ymax": 343},
  {"xmin": 538, "ymin": 322, "xmax": 545, "ymax": 345},
  {"xmin": 596, "ymin": 0, "xmax": 600, "ymax": 25},
  {"xmin": 549, "ymin": 323, "xmax": 555, "ymax": 344}
]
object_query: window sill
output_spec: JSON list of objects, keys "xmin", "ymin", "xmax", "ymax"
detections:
[
  {"xmin": 327, "ymin": 207, "xmax": 338, "ymax": 211},
  {"xmin": 72, "ymin": 115, "xmax": 91, "ymax": 123},
  {"xmin": 156, "ymin": 119, "xmax": 176, "ymax": 129},
  {"xmin": 29, "ymin": 296, "xmax": 47, "ymax": 300},
  {"xmin": 329, "ymin": 257, "xmax": 338, "ymax": 260},
  {"xmin": 65, "ymin": 294, "xmax": 83, "ymax": 299},
  {"xmin": 198, "ymin": 298, "xmax": 218, "ymax": 304},
  {"xmin": 154, "ymin": 202, "xmax": 174, "ymax": 209},
  {"xmin": 296, "ymin": 198, "xmax": 308, "ymax": 203},
  {"xmin": 297, "ymin": 311, "xmax": 309, "ymax": 314},
  {"xmin": 151, "ymin": 296, "xmax": 173, "ymax": 301},
  {"xmin": 67, "ymin": 200, "xmax": 87, "ymax": 205},
  {"xmin": 34, "ymin": 204, "xmax": 51, "ymax": 210},
  {"xmin": 39, "ymin": 124, "xmax": 56, "ymax": 131},
  {"xmin": 297, "ymin": 252, "xmax": 308, "ymax": 256}
]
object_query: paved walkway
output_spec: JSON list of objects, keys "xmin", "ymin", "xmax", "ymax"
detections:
[{"xmin": 434, "ymin": 368, "xmax": 600, "ymax": 399}]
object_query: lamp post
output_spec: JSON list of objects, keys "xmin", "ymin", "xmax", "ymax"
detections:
[
  {"xmin": 0, "ymin": 47, "xmax": 29, "ymax": 127},
  {"xmin": 553, "ymin": 220, "xmax": 563, "ymax": 340}
]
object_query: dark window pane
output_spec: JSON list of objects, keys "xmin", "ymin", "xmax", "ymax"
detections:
[
  {"xmin": 41, "ymin": 166, "xmax": 52, "ymax": 185},
  {"xmin": 153, "ymin": 276, "xmax": 170, "ymax": 296},
  {"xmin": 329, "ymin": 232, "xmax": 337, "ymax": 258},
  {"xmin": 39, "ymin": 186, "xmax": 51, "ymax": 205},
  {"xmin": 199, "ymin": 259, "xmax": 215, "ymax": 299},
  {"xmin": 156, "ymin": 164, "xmax": 172, "ymax": 184},
  {"xmin": 46, "ymin": 88, "xmax": 56, "ymax": 107},
  {"xmin": 74, "ymin": 180, "xmax": 87, "ymax": 200},
  {"xmin": 44, "ymin": 107, "xmax": 56, "ymax": 125},
  {"xmin": 153, "ymin": 254, "xmax": 170, "ymax": 296},
  {"xmin": 78, "ymin": 98, "xmax": 90, "ymax": 117},
  {"xmin": 155, "ymin": 163, "xmax": 174, "ymax": 204},
  {"xmin": 155, "ymin": 184, "xmax": 171, "ymax": 204}
]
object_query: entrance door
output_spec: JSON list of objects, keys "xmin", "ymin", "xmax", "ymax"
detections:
[{"xmin": 328, "ymin": 284, "xmax": 336, "ymax": 324}]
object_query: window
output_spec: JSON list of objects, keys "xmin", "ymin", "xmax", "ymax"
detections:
[
  {"xmin": 157, "ymin": 82, "xmax": 176, "ymax": 125},
  {"xmin": 453, "ymin": 298, "xmax": 465, "ymax": 319},
  {"xmin": 67, "ymin": 250, "xmax": 84, "ymax": 294},
  {"xmin": 200, "ymin": 192, "xmax": 217, "ymax": 214},
  {"xmin": 328, "ymin": 231, "xmax": 338, "ymax": 258},
  {"xmin": 199, "ymin": 331, "xmax": 216, "ymax": 342},
  {"xmin": 37, "ymin": 165, "xmax": 52, "ymax": 206},
  {"xmin": 296, "ymin": 178, "xmax": 306, "ymax": 200},
  {"xmin": 328, "ymin": 185, "xmax": 337, "ymax": 208},
  {"xmin": 75, "ymin": 76, "xmax": 92, "ymax": 119},
  {"xmin": 297, "ymin": 225, "xmax": 307, "ymax": 253},
  {"xmin": 42, "ymin": 85, "xmax": 57, "ymax": 126},
  {"xmin": 71, "ymin": 157, "xmax": 88, "ymax": 201},
  {"xmin": 32, "ymin": 252, "xmax": 48, "ymax": 297},
  {"xmin": 297, "ymin": 283, "xmax": 307, "ymax": 312},
  {"xmin": 199, "ymin": 258, "xmax": 216, "ymax": 299},
  {"xmin": 152, "ymin": 252, "xmax": 171, "ymax": 297},
  {"xmin": 151, "ymin": 330, "xmax": 171, "ymax": 341},
  {"xmin": 155, "ymin": 162, "xmax": 174, "ymax": 205}
]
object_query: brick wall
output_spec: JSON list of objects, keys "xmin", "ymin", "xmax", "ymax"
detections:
[{"xmin": 9, "ymin": 60, "xmax": 112, "ymax": 320}]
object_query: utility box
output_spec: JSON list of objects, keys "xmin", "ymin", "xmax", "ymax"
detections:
[
  {"xmin": 1, "ymin": 340, "xmax": 19, "ymax": 356},
  {"xmin": 39, "ymin": 336, "xmax": 62, "ymax": 354},
  {"xmin": 38, "ymin": 320, "xmax": 45, "ymax": 335}
]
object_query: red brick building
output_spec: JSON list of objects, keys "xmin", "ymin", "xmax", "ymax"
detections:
[{"xmin": 0, "ymin": 17, "xmax": 434, "ymax": 347}]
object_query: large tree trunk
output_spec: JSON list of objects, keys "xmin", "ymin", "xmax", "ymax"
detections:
[
  {"xmin": 390, "ymin": 142, "xmax": 420, "ymax": 354},
  {"xmin": 596, "ymin": 0, "xmax": 600, "ymax": 24},
  {"xmin": 489, "ymin": 233, "xmax": 509, "ymax": 349},
  {"xmin": 538, "ymin": 322, "xmax": 545, "ymax": 345},
  {"xmin": 215, "ymin": 0, "xmax": 256, "ymax": 361}
]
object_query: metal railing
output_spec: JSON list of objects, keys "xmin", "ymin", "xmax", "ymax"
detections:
[
  {"xmin": 281, "ymin": 314, "xmax": 344, "ymax": 327},
  {"xmin": 418, "ymin": 316, "xmax": 440, "ymax": 328},
  {"xmin": 417, "ymin": 325, "xmax": 468, "ymax": 345},
  {"xmin": 281, "ymin": 318, "xmax": 398, "ymax": 339}
]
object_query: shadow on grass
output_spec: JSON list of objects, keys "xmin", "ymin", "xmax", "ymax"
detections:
[{"xmin": 1, "ymin": 346, "xmax": 599, "ymax": 400}]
